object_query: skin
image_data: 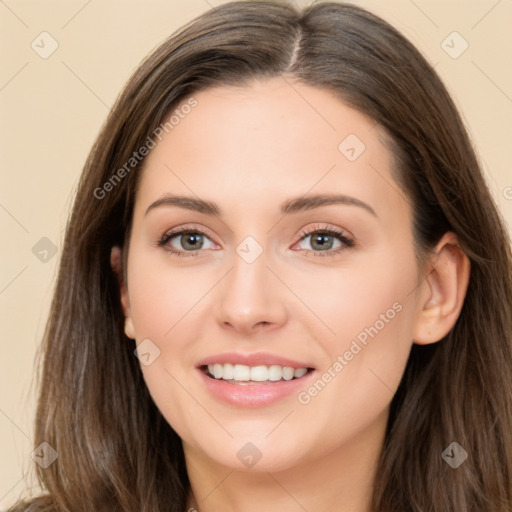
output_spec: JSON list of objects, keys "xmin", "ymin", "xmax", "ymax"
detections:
[{"xmin": 111, "ymin": 77, "xmax": 470, "ymax": 512}]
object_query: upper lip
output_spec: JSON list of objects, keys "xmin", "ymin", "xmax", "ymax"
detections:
[{"xmin": 196, "ymin": 352, "xmax": 315, "ymax": 369}]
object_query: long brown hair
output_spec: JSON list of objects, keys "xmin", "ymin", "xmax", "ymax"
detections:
[{"xmin": 9, "ymin": 1, "xmax": 512, "ymax": 511}]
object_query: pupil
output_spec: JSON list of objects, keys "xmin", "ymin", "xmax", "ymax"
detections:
[
  {"xmin": 312, "ymin": 234, "xmax": 333, "ymax": 250},
  {"xmin": 182, "ymin": 233, "xmax": 202, "ymax": 250}
]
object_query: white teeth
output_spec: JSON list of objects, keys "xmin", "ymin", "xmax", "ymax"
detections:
[
  {"xmin": 233, "ymin": 364, "xmax": 250, "ymax": 381},
  {"xmin": 282, "ymin": 367, "xmax": 295, "ymax": 380},
  {"xmin": 250, "ymin": 365, "xmax": 269, "ymax": 381},
  {"xmin": 294, "ymin": 368, "xmax": 308, "ymax": 378},
  {"xmin": 206, "ymin": 363, "xmax": 309, "ymax": 382},
  {"xmin": 222, "ymin": 363, "xmax": 234, "ymax": 380},
  {"xmin": 213, "ymin": 363, "xmax": 223, "ymax": 379},
  {"xmin": 268, "ymin": 365, "xmax": 283, "ymax": 381}
]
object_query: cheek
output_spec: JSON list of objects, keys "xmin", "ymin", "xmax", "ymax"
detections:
[
  {"xmin": 297, "ymin": 248, "xmax": 417, "ymax": 362},
  {"xmin": 127, "ymin": 248, "xmax": 210, "ymax": 339},
  {"xmin": 295, "ymin": 248, "xmax": 418, "ymax": 431},
  {"xmin": 125, "ymin": 249, "xmax": 216, "ymax": 426}
]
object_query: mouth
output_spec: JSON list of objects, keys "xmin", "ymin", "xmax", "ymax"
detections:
[
  {"xmin": 201, "ymin": 363, "xmax": 315, "ymax": 385},
  {"xmin": 196, "ymin": 353, "xmax": 317, "ymax": 409},
  {"xmin": 195, "ymin": 352, "xmax": 317, "ymax": 407}
]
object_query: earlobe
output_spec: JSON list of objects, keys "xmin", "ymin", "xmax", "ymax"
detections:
[
  {"xmin": 124, "ymin": 317, "xmax": 136, "ymax": 340},
  {"xmin": 110, "ymin": 246, "xmax": 136, "ymax": 340},
  {"xmin": 413, "ymin": 232, "xmax": 470, "ymax": 345}
]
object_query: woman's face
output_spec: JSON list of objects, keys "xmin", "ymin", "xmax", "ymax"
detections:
[{"xmin": 121, "ymin": 77, "xmax": 426, "ymax": 472}]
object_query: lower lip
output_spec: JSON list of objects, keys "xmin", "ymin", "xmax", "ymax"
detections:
[{"xmin": 197, "ymin": 368, "xmax": 316, "ymax": 408}]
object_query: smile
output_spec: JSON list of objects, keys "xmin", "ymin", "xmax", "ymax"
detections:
[
  {"xmin": 195, "ymin": 352, "xmax": 316, "ymax": 407},
  {"xmin": 203, "ymin": 363, "xmax": 311, "ymax": 384}
]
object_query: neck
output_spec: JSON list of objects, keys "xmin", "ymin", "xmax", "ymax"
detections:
[{"xmin": 184, "ymin": 408, "xmax": 388, "ymax": 512}]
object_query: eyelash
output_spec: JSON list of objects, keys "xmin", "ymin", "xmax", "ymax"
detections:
[
  {"xmin": 296, "ymin": 224, "xmax": 355, "ymax": 256},
  {"xmin": 157, "ymin": 225, "xmax": 213, "ymax": 258},
  {"xmin": 157, "ymin": 223, "xmax": 355, "ymax": 258}
]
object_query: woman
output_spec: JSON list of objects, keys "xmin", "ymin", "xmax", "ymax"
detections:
[{"xmin": 9, "ymin": 1, "xmax": 512, "ymax": 511}]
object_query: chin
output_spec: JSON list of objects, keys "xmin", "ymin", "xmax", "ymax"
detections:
[{"xmin": 183, "ymin": 428, "xmax": 311, "ymax": 473}]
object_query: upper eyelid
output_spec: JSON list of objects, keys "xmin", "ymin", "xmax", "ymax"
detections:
[
  {"xmin": 298, "ymin": 223, "xmax": 353, "ymax": 238},
  {"xmin": 163, "ymin": 223, "xmax": 213, "ymax": 237},
  {"xmin": 159, "ymin": 224, "xmax": 215, "ymax": 245}
]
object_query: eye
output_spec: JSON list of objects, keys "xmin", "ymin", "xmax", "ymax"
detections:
[
  {"xmin": 292, "ymin": 224, "xmax": 354, "ymax": 257},
  {"xmin": 157, "ymin": 223, "xmax": 354, "ymax": 258},
  {"xmin": 157, "ymin": 225, "xmax": 217, "ymax": 257}
]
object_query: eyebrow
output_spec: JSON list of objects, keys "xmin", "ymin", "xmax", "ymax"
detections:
[{"xmin": 144, "ymin": 193, "xmax": 377, "ymax": 217}]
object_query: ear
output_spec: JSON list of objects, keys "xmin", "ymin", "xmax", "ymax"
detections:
[
  {"xmin": 413, "ymin": 232, "xmax": 470, "ymax": 345},
  {"xmin": 110, "ymin": 246, "xmax": 135, "ymax": 340}
]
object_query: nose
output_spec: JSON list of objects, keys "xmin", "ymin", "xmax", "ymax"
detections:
[{"xmin": 214, "ymin": 247, "xmax": 288, "ymax": 335}]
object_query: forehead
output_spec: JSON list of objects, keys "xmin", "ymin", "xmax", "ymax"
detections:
[{"xmin": 134, "ymin": 77, "xmax": 403, "ymax": 221}]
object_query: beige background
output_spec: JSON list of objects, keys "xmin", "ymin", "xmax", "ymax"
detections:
[{"xmin": 1, "ymin": 0, "xmax": 511, "ymax": 506}]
